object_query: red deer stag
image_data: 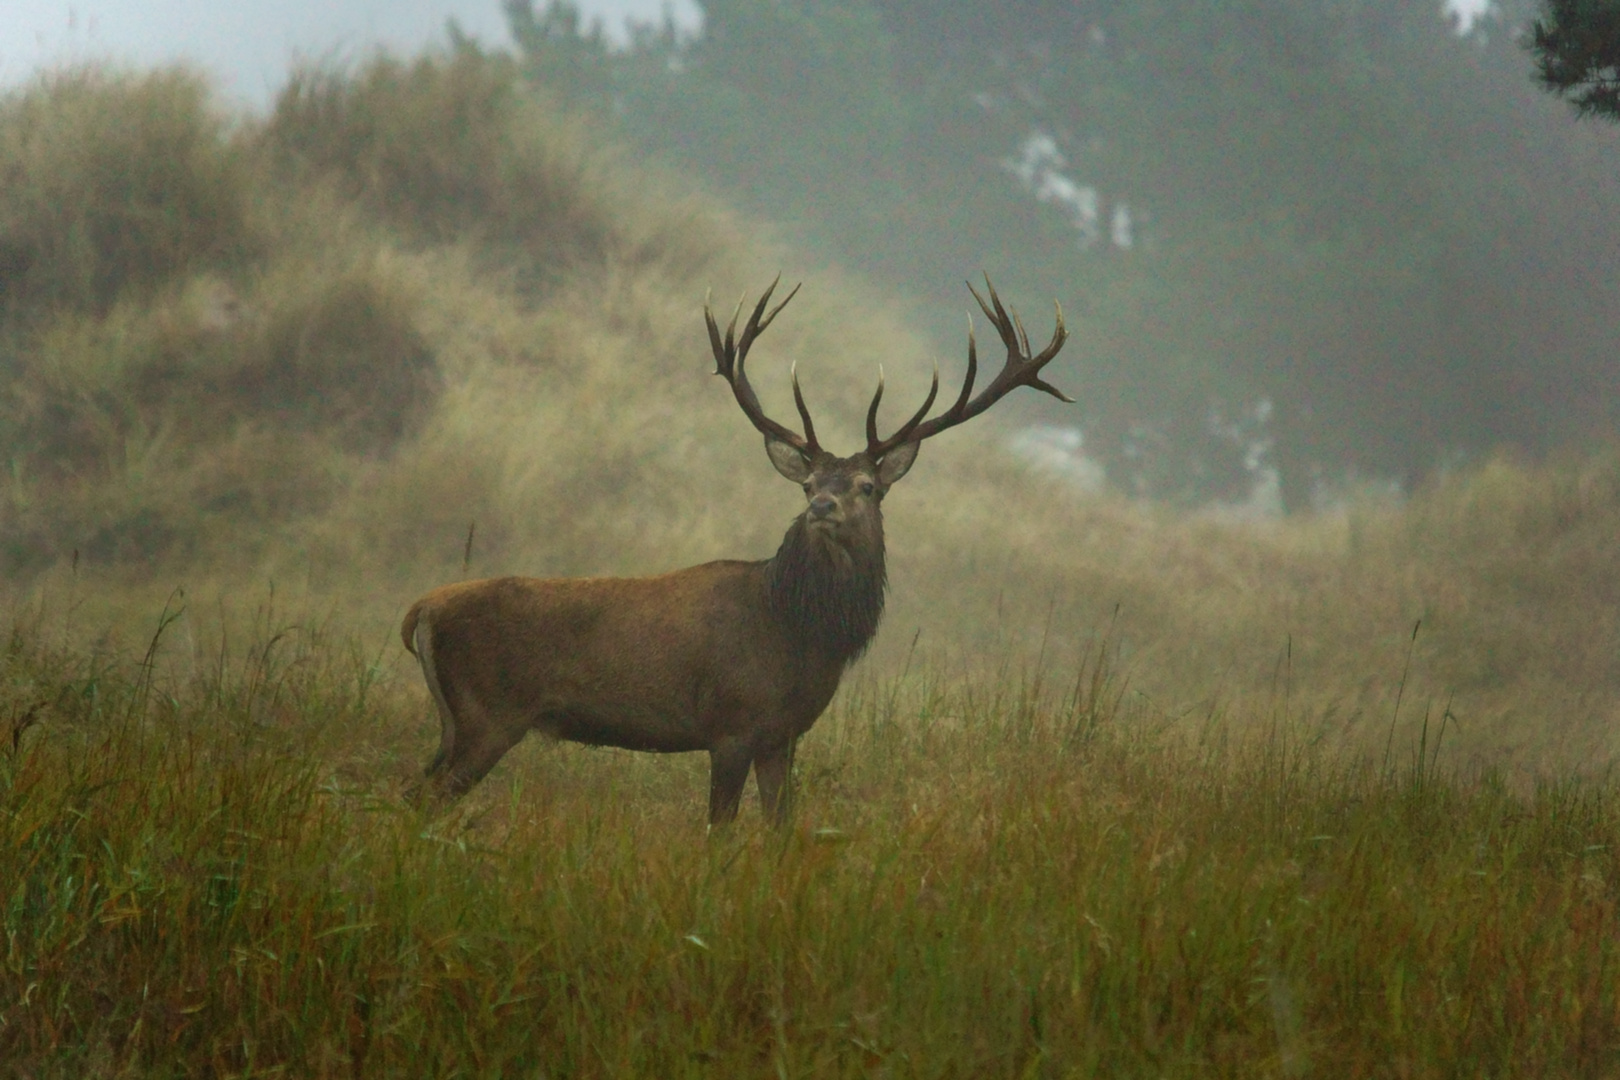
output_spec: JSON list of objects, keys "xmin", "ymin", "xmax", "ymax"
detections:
[{"xmin": 401, "ymin": 277, "xmax": 1070, "ymax": 823}]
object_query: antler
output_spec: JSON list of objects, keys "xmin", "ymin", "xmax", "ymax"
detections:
[
  {"xmin": 706, "ymin": 277, "xmax": 819, "ymax": 454},
  {"xmin": 866, "ymin": 275, "xmax": 1072, "ymax": 461}
]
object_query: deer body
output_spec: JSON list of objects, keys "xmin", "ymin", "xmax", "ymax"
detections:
[
  {"xmin": 404, "ymin": 278, "xmax": 1068, "ymax": 823},
  {"xmin": 404, "ymin": 508, "xmax": 886, "ymax": 820}
]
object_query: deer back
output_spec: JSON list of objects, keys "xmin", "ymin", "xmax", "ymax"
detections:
[{"xmin": 402, "ymin": 559, "xmax": 852, "ymax": 753}]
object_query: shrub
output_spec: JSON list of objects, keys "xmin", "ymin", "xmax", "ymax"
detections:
[
  {"xmin": 262, "ymin": 49, "xmax": 610, "ymax": 282},
  {"xmin": 0, "ymin": 67, "xmax": 255, "ymax": 321}
]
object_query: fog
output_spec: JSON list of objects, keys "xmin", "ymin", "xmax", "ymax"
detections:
[
  {"xmin": 1, "ymin": 0, "xmax": 1618, "ymax": 775},
  {"xmin": 491, "ymin": 0, "xmax": 1616, "ymax": 511},
  {"xmin": 2, "ymin": 0, "xmax": 1612, "ymax": 510},
  {"xmin": 2, "ymin": 0, "xmax": 702, "ymax": 105}
]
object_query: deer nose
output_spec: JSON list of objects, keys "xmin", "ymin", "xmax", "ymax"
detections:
[{"xmin": 808, "ymin": 495, "xmax": 837, "ymax": 519}]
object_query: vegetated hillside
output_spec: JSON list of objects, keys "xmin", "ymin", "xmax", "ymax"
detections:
[{"xmin": 0, "ymin": 48, "xmax": 1617, "ymax": 772}]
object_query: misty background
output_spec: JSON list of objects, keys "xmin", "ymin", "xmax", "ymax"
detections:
[
  {"xmin": 3, "ymin": 0, "xmax": 1613, "ymax": 514},
  {"xmin": 500, "ymin": 0, "xmax": 1617, "ymax": 514},
  {"xmin": 4, "ymin": 0, "xmax": 1620, "ymax": 771}
]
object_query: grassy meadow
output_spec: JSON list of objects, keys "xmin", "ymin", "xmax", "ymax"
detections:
[
  {"xmin": 4, "ymin": 607, "xmax": 1620, "ymax": 1076},
  {"xmin": 2, "ymin": 47, "xmax": 1620, "ymax": 1076}
]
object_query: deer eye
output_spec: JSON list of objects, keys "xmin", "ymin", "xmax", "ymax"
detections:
[{"xmin": 861, "ymin": 481, "xmax": 875, "ymax": 496}]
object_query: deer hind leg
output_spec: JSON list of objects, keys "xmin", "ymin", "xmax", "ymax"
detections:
[
  {"xmin": 435, "ymin": 714, "xmax": 529, "ymax": 798},
  {"xmin": 413, "ymin": 614, "xmax": 456, "ymax": 779},
  {"xmin": 753, "ymin": 738, "xmax": 797, "ymax": 826},
  {"xmin": 405, "ymin": 616, "xmax": 462, "ymax": 806},
  {"xmin": 409, "ymin": 614, "xmax": 525, "ymax": 801},
  {"xmin": 708, "ymin": 737, "xmax": 753, "ymax": 826}
]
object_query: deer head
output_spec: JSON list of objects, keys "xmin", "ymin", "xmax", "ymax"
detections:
[{"xmin": 706, "ymin": 275, "xmax": 1073, "ymax": 541}]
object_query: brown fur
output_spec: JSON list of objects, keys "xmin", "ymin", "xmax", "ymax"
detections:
[{"xmin": 402, "ymin": 453, "xmax": 895, "ymax": 824}]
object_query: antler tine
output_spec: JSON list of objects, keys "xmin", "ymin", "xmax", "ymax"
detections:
[
  {"xmin": 704, "ymin": 290, "xmax": 731, "ymax": 375},
  {"xmin": 736, "ymin": 276, "xmax": 801, "ymax": 361},
  {"xmin": 1023, "ymin": 298, "xmax": 1072, "ymax": 398},
  {"xmin": 706, "ymin": 278, "xmax": 814, "ymax": 452},
  {"xmin": 864, "ymin": 367, "xmax": 886, "ymax": 449},
  {"xmin": 904, "ymin": 364, "xmax": 942, "ymax": 438},
  {"xmin": 965, "ymin": 275, "xmax": 1074, "ymax": 403},
  {"xmin": 862, "ymin": 275, "xmax": 1072, "ymax": 453},
  {"xmin": 1012, "ymin": 305, "xmax": 1032, "ymax": 359},
  {"xmin": 948, "ymin": 313, "xmax": 980, "ymax": 420},
  {"xmin": 865, "ymin": 362, "xmax": 940, "ymax": 458},
  {"xmin": 967, "ymin": 276, "xmax": 1022, "ymax": 356},
  {"xmin": 790, "ymin": 362, "xmax": 820, "ymax": 452}
]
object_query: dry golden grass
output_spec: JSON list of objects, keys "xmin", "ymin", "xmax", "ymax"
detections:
[{"xmin": 1, "ymin": 50, "xmax": 1618, "ymax": 774}]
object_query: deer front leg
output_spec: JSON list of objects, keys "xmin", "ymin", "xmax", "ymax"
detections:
[
  {"xmin": 753, "ymin": 738, "xmax": 796, "ymax": 826},
  {"xmin": 708, "ymin": 737, "xmax": 753, "ymax": 825}
]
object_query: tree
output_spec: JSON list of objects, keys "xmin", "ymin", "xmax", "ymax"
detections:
[
  {"xmin": 1528, "ymin": 0, "xmax": 1620, "ymax": 119},
  {"xmin": 878, "ymin": 0, "xmax": 1620, "ymax": 504},
  {"xmin": 507, "ymin": 0, "xmax": 916, "ymax": 277},
  {"xmin": 503, "ymin": 0, "xmax": 617, "ymax": 106},
  {"xmin": 507, "ymin": 0, "xmax": 1620, "ymax": 510}
]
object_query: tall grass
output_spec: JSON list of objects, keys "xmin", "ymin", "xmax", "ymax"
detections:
[
  {"xmin": 3, "ymin": 609, "xmax": 1619, "ymax": 1076},
  {"xmin": 0, "ymin": 67, "xmax": 254, "ymax": 322}
]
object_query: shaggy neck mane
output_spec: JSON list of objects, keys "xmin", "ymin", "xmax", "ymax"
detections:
[{"xmin": 765, "ymin": 515, "xmax": 887, "ymax": 665}]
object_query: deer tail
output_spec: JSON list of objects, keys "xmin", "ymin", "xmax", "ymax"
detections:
[{"xmin": 401, "ymin": 601, "xmax": 425, "ymax": 656}]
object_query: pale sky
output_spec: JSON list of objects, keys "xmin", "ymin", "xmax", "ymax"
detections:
[
  {"xmin": 1, "ymin": 0, "xmax": 702, "ymax": 108},
  {"xmin": 1, "ymin": 0, "xmax": 1491, "ymax": 110}
]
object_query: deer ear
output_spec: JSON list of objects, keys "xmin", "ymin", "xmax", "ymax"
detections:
[
  {"xmin": 877, "ymin": 440, "xmax": 920, "ymax": 486},
  {"xmin": 765, "ymin": 436, "xmax": 813, "ymax": 482}
]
